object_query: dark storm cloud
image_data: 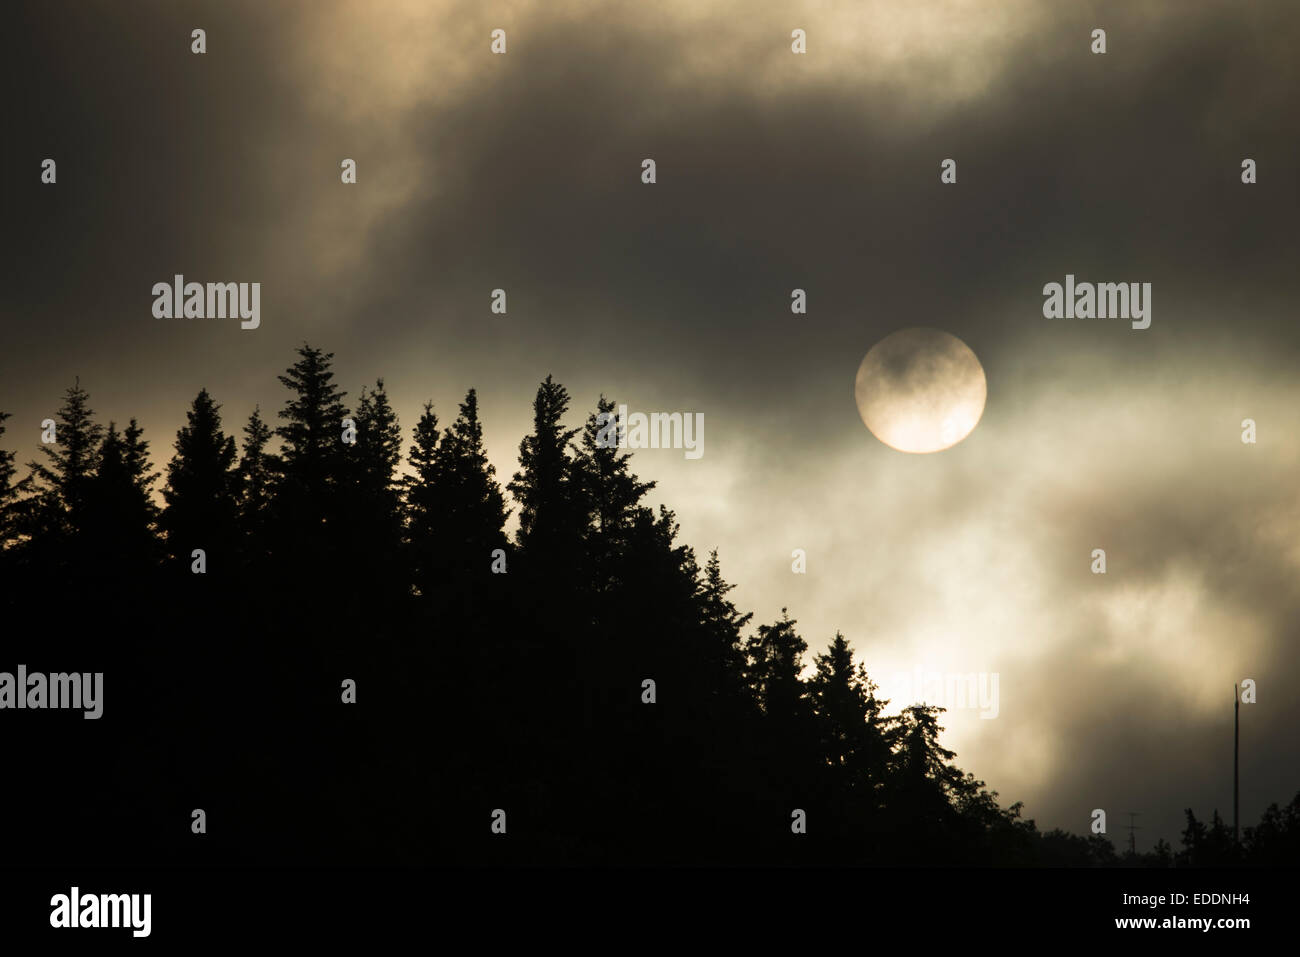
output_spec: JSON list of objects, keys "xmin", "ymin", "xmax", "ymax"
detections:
[
  {"xmin": 5, "ymin": 0, "xmax": 1298, "ymax": 418},
  {"xmin": 3, "ymin": 0, "xmax": 1298, "ymax": 845}
]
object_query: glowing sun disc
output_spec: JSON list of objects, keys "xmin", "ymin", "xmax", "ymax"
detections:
[{"xmin": 854, "ymin": 328, "xmax": 987, "ymax": 453}]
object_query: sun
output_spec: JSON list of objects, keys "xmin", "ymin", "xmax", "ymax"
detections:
[{"xmin": 854, "ymin": 328, "xmax": 986, "ymax": 453}]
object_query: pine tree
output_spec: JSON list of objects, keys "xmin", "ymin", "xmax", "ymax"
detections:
[
  {"xmin": 404, "ymin": 390, "xmax": 509, "ymax": 641},
  {"xmin": 696, "ymin": 549, "xmax": 752, "ymax": 697},
  {"xmin": 1086, "ymin": 833, "xmax": 1121, "ymax": 866},
  {"xmin": 236, "ymin": 406, "xmax": 276, "ymax": 551},
  {"xmin": 162, "ymin": 389, "xmax": 239, "ymax": 571},
  {"xmin": 574, "ymin": 396, "xmax": 655, "ymax": 589},
  {"xmin": 1200, "ymin": 809, "xmax": 1239, "ymax": 865},
  {"xmin": 745, "ymin": 609, "xmax": 810, "ymax": 721},
  {"xmin": 122, "ymin": 419, "xmax": 158, "ymax": 499},
  {"xmin": 0, "ymin": 412, "xmax": 16, "ymax": 550},
  {"xmin": 423, "ymin": 389, "xmax": 509, "ymax": 587},
  {"xmin": 1242, "ymin": 791, "xmax": 1300, "ymax": 865},
  {"xmin": 272, "ymin": 344, "xmax": 349, "ymax": 574},
  {"xmin": 808, "ymin": 632, "xmax": 890, "ymax": 791},
  {"xmin": 439, "ymin": 390, "xmax": 508, "ymax": 551},
  {"xmin": 1178, "ymin": 808, "xmax": 1206, "ymax": 866},
  {"xmin": 809, "ymin": 634, "xmax": 861, "ymax": 729},
  {"xmin": 349, "ymin": 381, "xmax": 403, "ymax": 516},
  {"xmin": 508, "ymin": 375, "xmax": 581, "ymax": 560},
  {"xmin": 405, "ymin": 399, "xmax": 441, "ymax": 602},
  {"xmin": 275, "ymin": 344, "xmax": 349, "ymax": 501},
  {"xmin": 0, "ymin": 412, "xmax": 22, "ymax": 606},
  {"xmin": 1148, "ymin": 838, "xmax": 1174, "ymax": 867},
  {"xmin": 894, "ymin": 703, "xmax": 962, "ymax": 788},
  {"xmin": 886, "ymin": 702, "xmax": 975, "ymax": 850},
  {"xmin": 351, "ymin": 380, "xmax": 402, "ymax": 512},
  {"xmin": 344, "ymin": 379, "xmax": 404, "ymax": 599},
  {"xmin": 735, "ymin": 609, "xmax": 823, "ymax": 852},
  {"xmin": 21, "ymin": 379, "xmax": 104, "ymax": 543},
  {"xmin": 84, "ymin": 419, "xmax": 160, "ymax": 573},
  {"xmin": 564, "ymin": 395, "xmax": 671, "ymax": 732}
]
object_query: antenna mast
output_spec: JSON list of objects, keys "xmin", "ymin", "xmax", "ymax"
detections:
[
  {"xmin": 1233, "ymin": 683, "xmax": 1240, "ymax": 845},
  {"xmin": 1125, "ymin": 812, "xmax": 1141, "ymax": 855}
]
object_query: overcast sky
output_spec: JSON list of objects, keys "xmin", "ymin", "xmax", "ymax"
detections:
[{"xmin": 5, "ymin": 0, "xmax": 1299, "ymax": 849}]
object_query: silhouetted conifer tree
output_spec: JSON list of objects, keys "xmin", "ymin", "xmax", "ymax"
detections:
[
  {"xmin": 894, "ymin": 703, "xmax": 961, "ymax": 788},
  {"xmin": 236, "ymin": 406, "xmax": 276, "ymax": 562},
  {"xmin": 162, "ymin": 389, "xmax": 239, "ymax": 575},
  {"xmin": 1243, "ymin": 792, "xmax": 1300, "ymax": 865},
  {"xmin": 887, "ymin": 703, "xmax": 986, "ymax": 853},
  {"xmin": 744, "ymin": 609, "xmax": 820, "ymax": 820},
  {"xmin": 695, "ymin": 549, "xmax": 752, "ymax": 698},
  {"xmin": 809, "ymin": 632, "xmax": 890, "ymax": 797},
  {"xmin": 272, "ymin": 344, "xmax": 349, "ymax": 586},
  {"xmin": 575, "ymin": 396, "xmax": 654, "ymax": 588},
  {"xmin": 571, "ymin": 396, "xmax": 667, "ymax": 734},
  {"xmin": 0, "ymin": 412, "xmax": 19, "ymax": 611},
  {"xmin": 84, "ymin": 419, "xmax": 160, "ymax": 577},
  {"xmin": 0, "ymin": 412, "xmax": 16, "ymax": 551},
  {"xmin": 351, "ymin": 380, "xmax": 402, "ymax": 514},
  {"xmin": 1177, "ymin": 808, "xmax": 1239, "ymax": 866},
  {"xmin": 20, "ymin": 379, "xmax": 103, "ymax": 556},
  {"xmin": 409, "ymin": 389, "xmax": 509, "ymax": 614},
  {"xmin": 439, "ymin": 389, "xmax": 508, "ymax": 557},
  {"xmin": 404, "ymin": 399, "xmax": 441, "ymax": 604},
  {"xmin": 509, "ymin": 375, "xmax": 582, "ymax": 565},
  {"xmin": 344, "ymin": 379, "xmax": 404, "ymax": 602},
  {"xmin": 745, "ymin": 610, "xmax": 811, "ymax": 722}
]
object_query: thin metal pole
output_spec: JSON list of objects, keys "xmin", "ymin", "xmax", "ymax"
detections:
[{"xmin": 1233, "ymin": 683, "xmax": 1240, "ymax": 846}]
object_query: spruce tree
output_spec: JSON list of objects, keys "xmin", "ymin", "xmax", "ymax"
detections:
[
  {"xmin": 236, "ymin": 406, "xmax": 276, "ymax": 554},
  {"xmin": 405, "ymin": 390, "xmax": 511, "ymax": 633},
  {"xmin": 696, "ymin": 549, "xmax": 753, "ymax": 697},
  {"xmin": 350, "ymin": 381, "xmax": 403, "ymax": 526},
  {"xmin": 574, "ymin": 396, "xmax": 655, "ymax": 588},
  {"xmin": 344, "ymin": 379, "xmax": 404, "ymax": 599},
  {"xmin": 22, "ymin": 379, "xmax": 104, "ymax": 543},
  {"xmin": 0, "ymin": 412, "xmax": 21, "ymax": 606},
  {"xmin": 405, "ymin": 399, "xmax": 441, "ymax": 602},
  {"xmin": 438, "ymin": 389, "xmax": 508, "ymax": 556},
  {"xmin": 887, "ymin": 702, "xmax": 974, "ymax": 850},
  {"xmin": 413, "ymin": 389, "xmax": 510, "ymax": 597},
  {"xmin": 0, "ymin": 412, "xmax": 16, "ymax": 550},
  {"xmin": 508, "ymin": 375, "xmax": 581, "ymax": 560},
  {"xmin": 742, "ymin": 609, "xmax": 819, "ymax": 798},
  {"xmin": 808, "ymin": 632, "xmax": 896, "ymax": 827},
  {"xmin": 162, "ymin": 389, "xmax": 239, "ymax": 571},
  {"xmin": 745, "ymin": 609, "xmax": 810, "ymax": 721},
  {"xmin": 272, "ymin": 344, "xmax": 349, "ymax": 577},
  {"xmin": 84, "ymin": 419, "xmax": 160, "ymax": 573},
  {"xmin": 275, "ymin": 344, "xmax": 349, "ymax": 504},
  {"xmin": 810, "ymin": 634, "xmax": 866, "ymax": 762},
  {"xmin": 894, "ymin": 703, "xmax": 962, "ymax": 789}
]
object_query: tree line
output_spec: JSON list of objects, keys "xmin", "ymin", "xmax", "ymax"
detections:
[{"xmin": 0, "ymin": 344, "xmax": 1294, "ymax": 866}]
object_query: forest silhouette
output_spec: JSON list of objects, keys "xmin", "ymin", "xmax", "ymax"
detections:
[{"xmin": 1, "ymin": 344, "xmax": 1295, "ymax": 866}]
